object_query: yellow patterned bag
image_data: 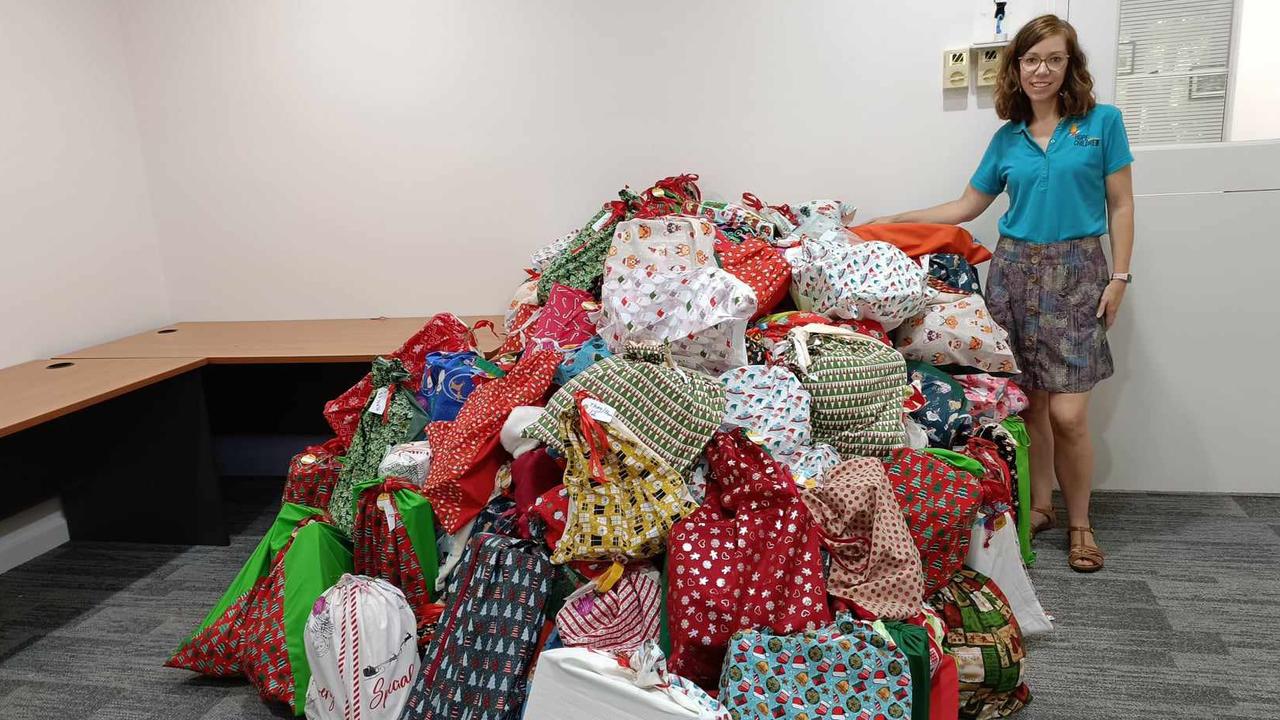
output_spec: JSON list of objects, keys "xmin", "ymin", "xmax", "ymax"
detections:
[{"xmin": 552, "ymin": 391, "xmax": 697, "ymax": 568}]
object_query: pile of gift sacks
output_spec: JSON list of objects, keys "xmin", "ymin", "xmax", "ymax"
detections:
[{"xmin": 166, "ymin": 173, "xmax": 1054, "ymax": 720}]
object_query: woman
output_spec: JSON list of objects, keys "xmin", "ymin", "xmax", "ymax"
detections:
[{"xmin": 871, "ymin": 15, "xmax": 1133, "ymax": 572}]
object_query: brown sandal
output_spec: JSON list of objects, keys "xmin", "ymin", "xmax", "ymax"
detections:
[
  {"xmin": 1068, "ymin": 527, "xmax": 1104, "ymax": 573},
  {"xmin": 1029, "ymin": 505, "xmax": 1056, "ymax": 536}
]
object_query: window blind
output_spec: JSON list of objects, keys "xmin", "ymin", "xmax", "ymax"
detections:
[{"xmin": 1114, "ymin": 0, "xmax": 1235, "ymax": 144}]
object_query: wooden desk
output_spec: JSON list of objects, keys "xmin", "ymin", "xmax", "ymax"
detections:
[
  {"xmin": 0, "ymin": 357, "xmax": 206, "ymax": 438},
  {"xmin": 0, "ymin": 357, "xmax": 225, "ymax": 545},
  {"xmin": 57, "ymin": 316, "xmax": 506, "ymax": 364}
]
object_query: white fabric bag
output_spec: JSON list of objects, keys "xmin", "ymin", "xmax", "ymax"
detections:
[
  {"xmin": 785, "ymin": 237, "xmax": 928, "ymax": 331},
  {"xmin": 524, "ymin": 644, "xmax": 730, "ymax": 720},
  {"xmin": 376, "ymin": 442, "xmax": 432, "ymax": 486},
  {"xmin": 304, "ymin": 575, "xmax": 419, "ymax": 720},
  {"xmin": 894, "ymin": 290, "xmax": 1020, "ymax": 375},
  {"xmin": 965, "ymin": 513, "xmax": 1054, "ymax": 637}
]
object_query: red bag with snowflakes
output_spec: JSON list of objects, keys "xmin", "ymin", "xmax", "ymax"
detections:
[
  {"xmin": 424, "ymin": 349, "xmax": 561, "ymax": 533},
  {"xmin": 714, "ymin": 235, "xmax": 791, "ymax": 320},
  {"xmin": 351, "ymin": 477, "xmax": 440, "ymax": 647},
  {"xmin": 323, "ymin": 314, "xmax": 476, "ymax": 446},
  {"xmin": 667, "ymin": 429, "xmax": 831, "ymax": 688},
  {"xmin": 281, "ymin": 438, "xmax": 344, "ymax": 510},
  {"xmin": 883, "ymin": 448, "xmax": 983, "ymax": 597}
]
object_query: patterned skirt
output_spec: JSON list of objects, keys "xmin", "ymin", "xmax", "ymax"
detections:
[{"xmin": 986, "ymin": 236, "xmax": 1114, "ymax": 393}]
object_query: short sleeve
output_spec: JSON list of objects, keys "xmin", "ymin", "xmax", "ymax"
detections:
[
  {"xmin": 1102, "ymin": 106, "xmax": 1134, "ymax": 176},
  {"xmin": 970, "ymin": 129, "xmax": 1005, "ymax": 195}
]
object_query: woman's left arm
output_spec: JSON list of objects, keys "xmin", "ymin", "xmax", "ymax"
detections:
[{"xmin": 1098, "ymin": 165, "xmax": 1134, "ymax": 328}]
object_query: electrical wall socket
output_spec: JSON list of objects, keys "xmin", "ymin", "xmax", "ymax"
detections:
[
  {"xmin": 976, "ymin": 47, "xmax": 1002, "ymax": 87},
  {"xmin": 943, "ymin": 48, "xmax": 970, "ymax": 89}
]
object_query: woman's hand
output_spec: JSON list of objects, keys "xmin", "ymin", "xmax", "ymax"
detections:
[
  {"xmin": 1096, "ymin": 280, "xmax": 1127, "ymax": 329},
  {"xmin": 866, "ymin": 215, "xmax": 898, "ymax": 225}
]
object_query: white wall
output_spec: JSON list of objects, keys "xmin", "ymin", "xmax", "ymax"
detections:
[
  {"xmin": 1229, "ymin": 0, "xmax": 1280, "ymax": 141},
  {"xmin": 114, "ymin": 0, "xmax": 1074, "ymax": 321},
  {"xmin": 0, "ymin": 0, "xmax": 171, "ymax": 369}
]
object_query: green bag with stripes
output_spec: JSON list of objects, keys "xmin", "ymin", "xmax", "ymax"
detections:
[
  {"xmin": 523, "ymin": 343, "xmax": 724, "ymax": 476},
  {"xmin": 777, "ymin": 325, "xmax": 908, "ymax": 459}
]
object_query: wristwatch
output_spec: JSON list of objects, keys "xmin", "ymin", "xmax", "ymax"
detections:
[{"xmin": 1110, "ymin": 272, "xmax": 1132, "ymax": 284}]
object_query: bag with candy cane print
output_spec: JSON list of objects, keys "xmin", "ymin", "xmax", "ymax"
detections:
[
  {"xmin": 717, "ymin": 614, "xmax": 913, "ymax": 720},
  {"xmin": 304, "ymin": 575, "xmax": 418, "ymax": 720},
  {"xmin": 666, "ymin": 429, "xmax": 830, "ymax": 689}
]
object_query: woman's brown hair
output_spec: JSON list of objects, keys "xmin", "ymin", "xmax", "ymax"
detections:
[{"xmin": 994, "ymin": 14, "xmax": 1096, "ymax": 122}]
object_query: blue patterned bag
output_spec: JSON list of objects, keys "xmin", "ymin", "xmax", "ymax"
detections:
[
  {"xmin": 906, "ymin": 360, "xmax": 973, "ymax": 449},
  {"xmin": 418, "ymin": 351, "xmax": 486, "ymax": 422},
  {"xmin": 553, "ymin": 336, "xmax": 613, "ymax": 387},
  {"xmin": 718, "ymin": 614, "xmax": 913, "ymax": 720},
  {"xmin": 398, "ymin": 533, "xmax": 553, "ymax": 720},
  {"xmin": 928, "ymin": 253, "xmax": 982, "ymax": 295}
]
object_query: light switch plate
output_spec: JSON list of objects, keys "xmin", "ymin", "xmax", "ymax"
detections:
[
  {"xmin": 944, "ymin": 48, "xmax": 970, "ymax": 89},
  {"xmin": 976, "ymin": 47, "xmax": 1002, "ymax": 86}
]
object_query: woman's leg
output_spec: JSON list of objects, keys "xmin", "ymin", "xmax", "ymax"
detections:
[
  {"xmin": 1048, "ymin": 390, "xmax": 1103, "ymax": 569},
  {"xmin": 1024, "ymin": 389, "xmax": 1056, "ymax": 528}
]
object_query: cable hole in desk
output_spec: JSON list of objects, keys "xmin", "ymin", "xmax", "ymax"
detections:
[
  {"xmin": 46, "ymin": 362, "xmax": 75, "ymax": 370},
  {"xmin": 157, "ymin": 328, "xmax": 178, "ymax": 334}
]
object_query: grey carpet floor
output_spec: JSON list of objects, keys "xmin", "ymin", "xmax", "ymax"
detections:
[{"xmin": 0, "ymin": 480, "xmax": 1277, "ymax": 719}]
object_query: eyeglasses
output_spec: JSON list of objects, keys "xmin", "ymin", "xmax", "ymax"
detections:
[{"xmin": 1019, "ymin": 54, "xmax": 1069, "ymax": 73}]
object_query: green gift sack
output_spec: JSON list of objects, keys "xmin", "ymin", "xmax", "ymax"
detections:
[
  {"xmin": 1000, "ymin": 416, "xmax": 1035, "ymax": 566},
  {"xmin": 523, "ymin": 343, "xmax": 725, "ymax": 476},
  {"xmin": 329, "ymin": 357, "xmax": 428, "ymax": 537},
  {"xmin": 536, "ymin": 189, "xmax": 639, "ymax": 303}
]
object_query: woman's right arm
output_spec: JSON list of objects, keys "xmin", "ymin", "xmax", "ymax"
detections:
[{"xmin": 869, "ymin": 184, "xmax": 997, "ymax": 225}]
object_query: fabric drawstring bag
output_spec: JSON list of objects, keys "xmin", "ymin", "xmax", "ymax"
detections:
[
  {"xmin": 167, "ymin": 505, "xmax": 353, "ymax": 715},
  {"xmin": 423, "ymin": 348, "xmax": 561, "ymax": 533},
  {"xmin": 884, "ymin": 448, "xmax": 983, "ymax": 597},
  {"xmin": 717, "ymin": 614, "xmax": 913, "ymax": 720},
  {"xmin": 717, "ymin": 365, "xmax": 815, "ymax": 469},
  {"xmin": 524, "ymin": 343, "xmax": 725, "ymax": 476},
  {"xmin": 537, "ymin": 189, "xmax": 641, "ymax": 303},
  {"xmin": 529, "ymin": 283, "xmax": 598, "ymax": 351},
  {"xmin": 906, "ymin": 360, "xmax": 974, "ymax": 449},
  {"xmin": 740, "ymin": 191, "xmax": 799, "ymax": 240},
  {"xmin": 777, "ymin": 325, "xmax": 907, "ymax": 459},
  {"xmin": 965, "ymin": 513, "xmax": 1053, "ymax": 637},
  {"xmin": 928, "ymin": 569, "xmax": 1032, "ymax": 719},
  {"xmin": 351, "ymin": 477, "xmax": 439, "ymax": 645},
  {"xmin": 996, "ymin": 418, "xmax": 1035, "ymax": 565},
  {"xmin": 376, "ymin": 441, "xmax": 432, "ymax": 487},
  {"xmin": 667, "ymin": 430, "xmax": 831, "ymax": 688},
  {"xmin": 927, "ymin": 253, "xmax": 983, "ymax": 294},
  {"xmin": 323, "ymin": 314, "xmax": 475, "ymax": 446},
  {"xmin": 524, "ymin": 643, "xmax": 730, "ymax": 720},
  {"xmin": 303, "ymin": 575, "xmax": 418, "ymax": 720},
  {"xmin": 552, "ymin": 391, "xmax": 697, "ymax": 566},
  {"xmin": 329, "ymin": 357, "xmax": 429, "ymax": 538},
  {"xmin": 398, "ymin": 533, "xmax": 554, "ymax": 720},
  {"xmin": 417, "ymin": 351, "xmax": 488, "ymax": 422},
  {"xmin": 957, "ymin": 375, "xmax": 1028, "ymax": 422},
  {"xmin": 894, "ymin": 290, "xmax": 1020, "ymax": 376},
  {"xmin": 713, "ymin": 234, "xmax": 791, "ymax": 320},
  {"xmin": 282, "ymin": 438, "xmax": 345, "ymax": 511},
  {"xmin": 848, "ymin": 223, "xmax": 993, "ymax": 265},
  {"xmin": 554, "ymin": 335, "xmax": 614, "ymax": 387},
  {"xmin": 786, "ymin": 236, "xmax": 928, "ymax": 331},
  {"xmin": 555, "ymin": 567, "xmax": 662, "ymax": 653},
  {"xmin": 799, "ymin": 458, "xmax": 924, "ymax": 619},
  {"xmin": 695, "ymin": 199, "xmax": 776, "ymax": 244}
]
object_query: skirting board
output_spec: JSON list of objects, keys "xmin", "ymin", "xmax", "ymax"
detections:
[{"xmin": 0, "ymin": 498, "xmax": 69, "ymax": 574}]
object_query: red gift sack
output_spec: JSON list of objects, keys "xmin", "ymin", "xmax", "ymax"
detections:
[
  {"xmin": 352, "ymin": 477, "xmax": 440, "ymax": 647},
  {"xmin": 714, "ymin": 235, "xmax": 791, "ymax": 320},
  {"xmin": 424, "ymin": 349, "xmax": 560, "ymax": 533},
  {"xmin": 883, "ymin": 448, "xmax": 983, "ymax": 597},
  {"xmin": 281, "ymin": 438, "xmax": 344, "ymax": 510},
  {"xmin": 527, "ymin": 283, "xmax": 597, "ymax": 351},
  {"xmin": 667, "ymin": 429, "xmax": 830, "ymax": 688},
  {"xmin": 323, "ymin": 314, "xmax": 476, "ymax": 446}
]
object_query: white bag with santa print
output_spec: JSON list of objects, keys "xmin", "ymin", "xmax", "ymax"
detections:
[{"xmin": 304, "ymin": 575, "xmax": 419, "ymax": 720}]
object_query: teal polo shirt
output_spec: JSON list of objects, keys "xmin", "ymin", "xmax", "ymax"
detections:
[{"xmin": 970, "ymin": 103, "xmax": 1133, "ymax": 243}]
